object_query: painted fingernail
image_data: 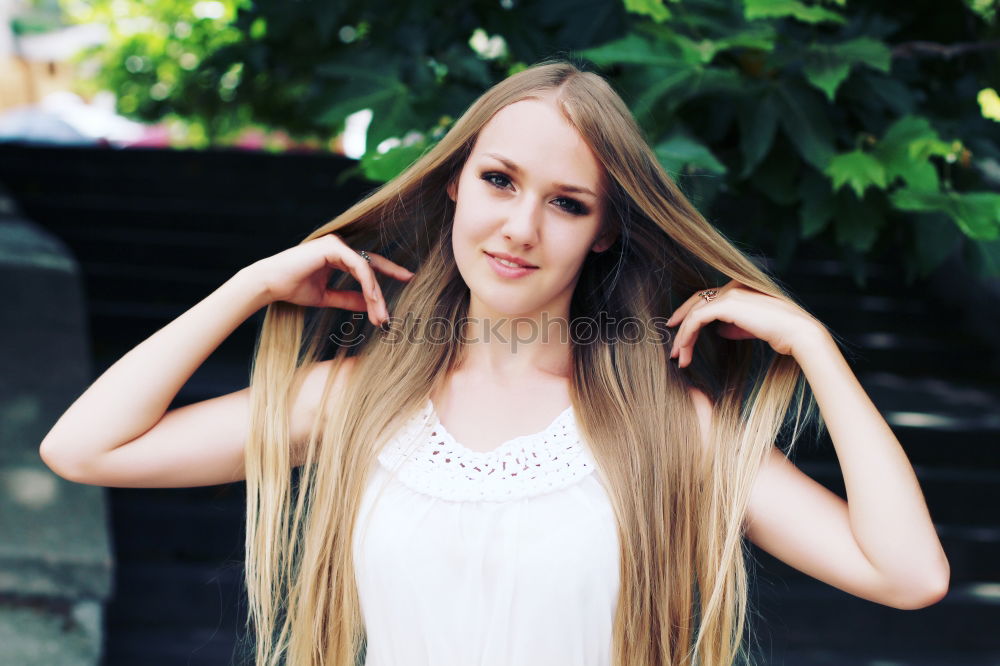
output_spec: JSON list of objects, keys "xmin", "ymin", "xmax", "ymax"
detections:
[{"xmin": 380, "ymin": 321, "xmax": 391, "ymax": 332}]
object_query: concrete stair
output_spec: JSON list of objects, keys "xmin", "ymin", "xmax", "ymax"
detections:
[{"xmin": 0, "ymin": 205, "xmax": 113, "ymax": 665}]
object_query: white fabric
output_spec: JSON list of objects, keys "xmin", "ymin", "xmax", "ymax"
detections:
[{"xmin": 352, "ymin": 397, "xmax": 621, "ymax": 666}]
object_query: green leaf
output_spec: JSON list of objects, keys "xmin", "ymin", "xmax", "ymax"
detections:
[
  {"xmin": 624, "ymin": 0, "xmax": 672, "ymax": 23},
  {"xmin": 714, "ymin": 25, "xmax": 777, "ymax": 54},
  {"xmin": 633, "ymin": 66, "xmax": 742, "ymax": 119},
  {"xmin": 871, "ymin": 115, "xmax": 942, "ymax": 192},
  {"xmin": 632, "ymin": 67, "xmax": 696, "ymax": 119},
  {"xmin": 890, "ymin": 189, "xmax": 1000, "ymax": 240},
  {"xmin": 359, "ymin": 140, "xmax": 430, "ymax": 182},
  {"xmin": 579, "ymin": 33, "xmax": 683, "ymax": 67},
  {"xmin": 317, "ymin": 84, "xmax": 401, "ymax": 130},
  {"xmin": 803, "ymin": 56, "xmax": 850, "ymax": 102},
  {"xmin": 738, "ymin": 93, "xmax": 778, "ymax": 178},
  {"xmin": 825, "ymin": 149, "xmax": 888, "ymax": 198},
  {"xmin": 855, "ymin": 73, "xmax": 917, "ymax": 115},
  {"xmin": 834, "ymin": 189, "xmax": 885, "ymax": 251},
  {"xmin": 654, "ymin": 131, "xmax": 728, "ymax": 175},
  {"xmin": 673, "ymin": 34, "xmax": 719, "ymax": 65},
  {"xmin": 775, "ymin": 85, "xmax": 835, "ymax": 171},
  {"xmin": 743, "ymin": 0, "xmax": 846, "ymax": 24},
  {"xmin": 641, "ymin": 22, "xmax": 771, "ymax": 67},
  {"xmin": 834, "ymin": 37, "xmax": 892, "ymax": 72},
  {"xmin": 803, "ymin": 37, "xmax": 892, "ymax": 101},
  {"xmin": 798, "ymin": 168, "xmax": 835, "ymax": 237}
]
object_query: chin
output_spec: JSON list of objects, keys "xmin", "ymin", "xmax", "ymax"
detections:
[{"xmin": 469, "ymin": 291, "xmax": 543, "ymax": 319}]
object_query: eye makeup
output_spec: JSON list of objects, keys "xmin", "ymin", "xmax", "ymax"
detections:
[{"xmin": 479, "ymin": 171, "xmax": 591, "ymax": 216}]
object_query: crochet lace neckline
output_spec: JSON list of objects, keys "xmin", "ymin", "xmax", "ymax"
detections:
[
  {"xmin": 427, "ymin": 398, "xmax": 575, "ymax": 456},
  {"xmin": 376, "ymin": 398, "xmax": 597, "ymax": 502}
]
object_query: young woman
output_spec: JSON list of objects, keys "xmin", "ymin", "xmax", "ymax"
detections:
[{"xmin": 39, "ymin": 58, "xmax": 950, "ymax": 666}]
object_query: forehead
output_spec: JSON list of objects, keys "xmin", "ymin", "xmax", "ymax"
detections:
[{"xmin": 470, "ymin": 99, "xmax": 605, "ymax": 191}]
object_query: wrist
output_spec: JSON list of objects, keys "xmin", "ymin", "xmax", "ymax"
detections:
[
  {"xmin": 790, "ymin": 321, "xmax": 837, "ymax": 361},
  {"xmin": 231, "ymin": 263, "xmax": 275, "ymax": 312}
]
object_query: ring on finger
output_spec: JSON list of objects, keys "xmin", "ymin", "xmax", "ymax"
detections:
[{"xmin": 698, "ymin": 288, "xmax": 719, "ymax": 303}]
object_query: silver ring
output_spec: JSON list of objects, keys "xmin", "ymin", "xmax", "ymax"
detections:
[
  {"xmin": 357, "ymin": 249, "xmax": 372, "ymax": 264},
  {"xmin": 698, "ymin": 289, "xmax": 719, "ymax": 303}
]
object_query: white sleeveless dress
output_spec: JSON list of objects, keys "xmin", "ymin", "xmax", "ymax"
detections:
[{"xmin": 352, "ymin": 397, "xmax": 621, "ymax": 666}]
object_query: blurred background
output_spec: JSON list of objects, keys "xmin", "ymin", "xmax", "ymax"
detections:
[{"xmin": 1, "ymin": 0, "xmax": 999, "ymax": 664}]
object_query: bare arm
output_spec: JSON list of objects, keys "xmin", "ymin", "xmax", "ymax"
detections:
[
  {"xmin": 38, "ymin": 266, "xmax": 271, "ymax": 483},
  {"xmin": 43, "ymin": 356, "xmax": 355, "ymax": 488},
  {"xmin": 751, "ymin": 331, "xmax": 950, "ymax": 608},
  {"xmin": 37, "ymin": 232, "xmax": 412, "ymax": 488},
  {"xmin": 670, "ymin": 281, "xmax": 949, "ymax": 610}
]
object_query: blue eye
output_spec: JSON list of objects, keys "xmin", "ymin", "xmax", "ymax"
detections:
[
  {"xmin": 554, "ymin": 197, "xmax": 588, "ymax": 216},
  {"xmin": 480, "ymin": 171, "xmax": 590, "ymax": 217},
  {"xmin": 482, "ymin": 172, "xmax": 511, "ymax": 189}
]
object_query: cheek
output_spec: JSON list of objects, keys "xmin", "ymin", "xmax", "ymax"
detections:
[{"xmin": 452, "ymin": 204, "xmax": 492, "ymax": 245}]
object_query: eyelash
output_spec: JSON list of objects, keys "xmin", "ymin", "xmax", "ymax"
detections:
[{"xmin": 480, "ymin": 171, "xmax": 590, "ymax": 216}]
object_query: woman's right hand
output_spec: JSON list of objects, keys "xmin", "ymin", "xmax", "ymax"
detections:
[{"xmin": 247, "ymin": 232, "xmax": 415, "ymax": 327}]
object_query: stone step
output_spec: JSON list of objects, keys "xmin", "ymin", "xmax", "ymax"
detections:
[
  {"xmin": 793, "ymin": 424, "xmax": 1000, "ymax": 472},
  {"xmin": 761, "ymin": 648, "xmax": 1000, "ymax": 665},
  {"xmin": 787, "ymin": 371, "xmax": 1000, "ymax": 470},
  {"xmin": 751, "ymin": 519, "xmax": 1000, "ymax": 586},
  {"xmin": 791, "ymin": 460, "xmax": 1000, "ymax": 528},
  {"xmin": 0, "ymin": 595, "xmax": 104, "ymax": 666},
  {"xmin": 750, "ymin": 577, "xmax": 1000, "ymax": 651}
]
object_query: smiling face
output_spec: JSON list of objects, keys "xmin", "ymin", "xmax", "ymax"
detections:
[{"xmin": 447, "ymin": 97, "xmax": 617, "ymax": 323}]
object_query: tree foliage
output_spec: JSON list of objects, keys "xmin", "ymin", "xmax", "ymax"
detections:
[{"xmin": 62, "ymin": 0, "xmax": 1000, "ymax": 283}]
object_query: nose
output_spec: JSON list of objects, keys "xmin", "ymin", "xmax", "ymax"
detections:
[{"xmin": 501, "ymin": 194, "xmax": 542, "ymax": 246}]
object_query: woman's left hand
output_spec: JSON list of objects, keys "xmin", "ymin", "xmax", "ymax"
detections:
[{"xmin": 665, "ymin": 280, "xmax": 827, "ymax": 368}]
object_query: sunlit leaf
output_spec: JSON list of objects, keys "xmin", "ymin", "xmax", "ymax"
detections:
[
  {"xmin": 803, "ymin": 37, "xmax": 891, "ymax": 101},
  {"xmin": 872, "ymin": 115, "xmax": 942, "ymax": 192},
  {"xmin": 743, "ymin": 0, "xmax": 846, "ymax": 24},
  {"xmin": 978, "ymin": 88, "xmax": 1000, "ymax": 122},
  {"xmin": 579, "ymin": 33, "xmax": 682, "ymax": 67},
  {"xmin": 825, "ymin": 149, "xmax": 888, "ymax": 198},
  {"xmin": 624, "ymin": 0, "xmax": 672, "ymax": 23},
  {"xmin": 890, "ymin": 189, "xmax": 1000, "ymax": 240},
  {"xmin": 654, "ymin": 131, "xmax": 727, "ymax": 175}
]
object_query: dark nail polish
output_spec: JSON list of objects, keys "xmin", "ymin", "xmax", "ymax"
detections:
[{"xmin": 380, "ymin": 321, "xmax": 391, "ymax": 332}]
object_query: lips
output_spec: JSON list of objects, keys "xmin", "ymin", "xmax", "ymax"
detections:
[{"xmin": 484, "ymin": 251, "xmax": 538, "ymax": 268}]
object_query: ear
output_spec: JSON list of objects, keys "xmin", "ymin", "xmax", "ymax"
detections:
[
  {"xmin": 447, "ymin": 178, "xmax": 457, "ymax": 202},
  {"xmin": 591, "ymin": 226, "xmax": 618, "ymax": 253}
]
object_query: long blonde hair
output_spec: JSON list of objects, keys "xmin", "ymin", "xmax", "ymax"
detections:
[{"xmin": 241, "ymin": 57, "xmax": 824, "ymax": 666}]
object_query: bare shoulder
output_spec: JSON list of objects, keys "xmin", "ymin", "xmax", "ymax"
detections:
[
  {"xmin": 687, "ymin": 386, "xmax": 714, "ymax": 441},
  {"xmin": 289, "ymin": 355, "xmax": 359, "ymax": 445}
]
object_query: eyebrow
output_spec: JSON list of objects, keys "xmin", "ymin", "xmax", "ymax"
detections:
[{"xmin": 483, "ymin": 152, "xmax": 599, "ymax": 198}]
